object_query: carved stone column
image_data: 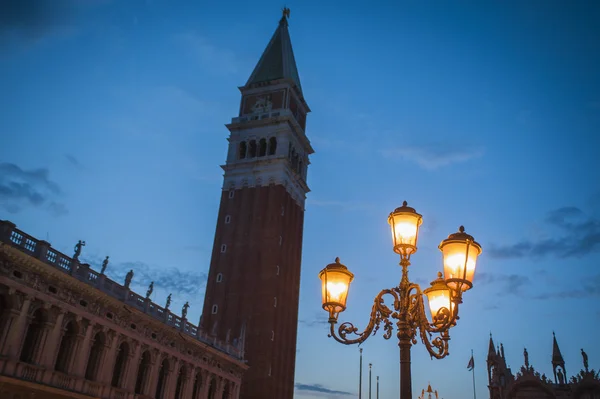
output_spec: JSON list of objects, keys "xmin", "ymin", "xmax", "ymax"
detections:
[
  {"xmin": 30, "ymin": 304, "xmax": 56, "ymax": 365},
  {"xmin": 182, "ymin": 367, "xmax": 196, "ymax": 399},
  {"xmin": 123, "ymin": 341, "xmax": 142, "ymax": 393},
  {"xmin": 41, "ymin": 309, "xmax": 67, "ymax": 368},
  {"xmin": 162, "ymin": 357, "xmax": 180, "ymax": 399},
  {"xmin": 199, "ymin": 371, "xmax": 211, "ymax": 399},
  {"xmin": 215, "ymin": 376, "xmax": 225, "ymax": 398},
  {"xmin": 73, "ymin": 321, "xmax": 95, "ymax": 378},
  {"xmin": 232, "ymin": 381, "xmax": 241, "ymax": 399},
  {"xmin": 3, "ymin": 294, "xmax": 32, "ymax": 359},
  {"xmin": 145, "ymin": 349, "xmax": 161, "ymax": 396},
  {"xmin": 99, "ymin": 331, "xmax": 119, "ymax": 385}
]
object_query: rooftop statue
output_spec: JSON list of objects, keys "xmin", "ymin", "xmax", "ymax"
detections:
[
  {"xmin": 146, "ymin": 282, "xmax": 154, "ymax": 299},
  {"xmin": 124, "ymin": 269, "xmax": 134, "ymax": 288},
  {"xmin": 100, "ymin": 256, "xmax": 109, "ymax": 274},
  {"xmin": 73, "ymin": 240, "xmax": 86, "ymax": 261}
]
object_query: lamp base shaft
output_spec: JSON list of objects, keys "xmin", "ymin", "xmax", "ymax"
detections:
[{"xmin": 400, "ymin": 340, "xmax": 412, "ymax": 399}]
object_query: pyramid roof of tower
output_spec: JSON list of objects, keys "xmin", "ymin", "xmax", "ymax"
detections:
[{"xmin": 246, "ymin": 13, "xmax": 303, "ymax": 94}]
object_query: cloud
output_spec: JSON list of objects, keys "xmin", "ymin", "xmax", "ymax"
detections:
[
  {"xmin": 308, "ymin": 199, "xmax": 373, "ymax": 211},
  {"xmin": 295, "ymin": 383, "xmax": 353, "ymax": 397},
  {"xmin": 174, "ymin": 32, "xmax": 238, "ymax": 75},
  {"xmin": 488, "ymin": 206, "xmax": 600, "ymax": 259},
  {"xmin": 298, "ymin": 318, "xmax": 329, "ymax": 328},
  {"xmin": 0, "ymin": 162, "xmax": 67, "ymax": 216},
  {"xmin": 381, "ymin": 144, "xmax": 484, "ymax": 170},
  {"xmin": 532, "ymin": 274, "xmax": 600, "ymax": 300},
  {"xmin": 475, "ymin": 272, "xmax": 531, "ymax": 296},
  {"xmin": 0, "ymin": 0, "xmax": 78, "ymax": 48},
  {"xmin": 86, "ymin": 258, "xmax": 208, "ymax": 296},
  {"xmin": 64, "ymin": 154, "xmax": 83, "ymax": 170}
]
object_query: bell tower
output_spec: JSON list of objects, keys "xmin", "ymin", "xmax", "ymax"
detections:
[{"xmin": 200, "ymin": 9, "xmax": 312, "ymax": 399}]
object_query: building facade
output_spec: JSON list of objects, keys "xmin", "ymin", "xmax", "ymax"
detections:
[
  {"xmin": 0, "ymin": 220, "xmax": 247, "ymax": 399},
  {"xmin": 200, "ymin": 9, "xmax": 313, "ymax": 399},
  {"xmin": 487, "ymin": 334, "xmax": 600, "ymax": 399}
]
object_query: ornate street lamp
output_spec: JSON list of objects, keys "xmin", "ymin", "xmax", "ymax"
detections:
[{"xmin": 319, "ymin": 201, "xmax": 482, "ymax": 399}]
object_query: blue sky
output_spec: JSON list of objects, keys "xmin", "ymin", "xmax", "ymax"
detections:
[{"xmin": 1, "ymin": 1, "xmax": 599, "ymax": 398}]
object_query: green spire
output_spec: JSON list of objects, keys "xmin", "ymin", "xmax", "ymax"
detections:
[{"xmin": 246, "ymin": 8, "xmax": 303, "ymax": 93}]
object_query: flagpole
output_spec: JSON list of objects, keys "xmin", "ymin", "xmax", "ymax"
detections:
[
  {"xmin": 471, "ymin": 349, "xmax": 476, "ymax": 399},
  {"xmin": 359, "ymin": 348, "xmax": 363, "ymax": 399}
]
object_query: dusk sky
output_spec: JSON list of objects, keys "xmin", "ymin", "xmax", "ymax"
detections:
[{"xmin": 1, "ymin": 1, "xmax": 599, "ymax": 398}]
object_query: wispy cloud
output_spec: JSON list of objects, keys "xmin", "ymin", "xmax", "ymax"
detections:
[
  {"xmin": 488, "ymin": 206, "xmax": 600, "ymax": 259},
  {"xmin": 0, "ymin": 0, "xmax": 71, "ymax": 37},
  {"xmin": 64, "ymin": 154, "xmax": 83, "ymax": 170},
  {"xmin": 81, "ymin": 255, "xmax": 207, "ymax": 296},
  {"xmin": 0, "ymin": 162, "xmax": 67, "ymax": 216},
  {"xmin": 298, "ymin": 312, "xmax": 329, "ymax": 328},
  {"xmin": 475, "ymin": 272, "xmax": 531, "ymax": 296},
  {"xmin": 0, "ymin": 0, "xmax": 81, "ymax": 53},
  {"xmin": 381, "ymin": 144, "xmax": 484, "ymax": 170},
  {"xmin": 174, "ymin": 32, "xmax": 238, "ymax": 75},
  {"xmin": 308, "ymin": 199, "xmax": 373, "ymax": 211},
  {"xmin": 532, "ymin": 274, "xmax": 600, "ymax": 300},
  {"xmin": 295, "ymin": 383, "xmax": 353, "ymax": 397}
]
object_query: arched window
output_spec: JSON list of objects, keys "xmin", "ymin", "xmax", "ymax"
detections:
[
  {"xmin": 259, "ymin": 138, "xmax": 267, "ymax": 157},
  {"xmin": 155, "ymin": 358, "xmax": 170, "ymax": 399},
  {"xmin": 248, "ymin": 140, "xmax": 257, "ymax": 158},
  {"xmin": 174, "ymin": 365, "xmax": 186, "ymax": 399},
  {"xmin": 268, "ymin": 137, "xmax": 277, "ymax": 155},
  {"xmin": 20, "ymin": 307, "xmax": 47, "ymax": 364},
  {"xmin": 238, "ymin": 141, "xmax": 247, "ymax": 159},
  {"xmin": 208, "ymin": 378, "xmax": 217, "ymax": 399},
  {"xmin": 211, "ymin": 305, "xmax": 218, "ymax": 314},
  {"xmin": 85, "ymin": 331, "xmax": 106, "ymax": 381},
  {"xmin": 55, "ymin": 320, "xmax": 79, "ymax": 373},
  {"xmin": 192, "ymin": 371, "xmax": 202, "ymax": 399},
  {"xmin": 111, "ymin": 341, "xmax": 130, "ymax": 387},
  {"xmin": 135, "ymin": 351, "xmax": 151, "ymax": 394}
]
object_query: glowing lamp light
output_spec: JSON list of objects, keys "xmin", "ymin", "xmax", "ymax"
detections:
[
  {"xmin": 439, "ymin": 226, "xmax": 482, "ymax": 292},
  {"xmin": 319, "ymin": 258, "xmax": 354, "ymax": 318},
  {"xmin": 423, "ymin": 272, "xmax": 453, "ymax": 325},
  {"xmin": 388, "ymin": 201, "xmax": 423, "ymax": 256}
]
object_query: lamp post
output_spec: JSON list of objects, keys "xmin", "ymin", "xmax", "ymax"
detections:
[
  {"xmin": 369, "ymin": 363, "xmax": 372, "ymax": 399},
  {"xmin": 359, "ymin": 348, "xmax": 363, "ymax": 399},
  {"xmin": 319, "ymin": 201, "xmax": 482, "ymax": 399}
]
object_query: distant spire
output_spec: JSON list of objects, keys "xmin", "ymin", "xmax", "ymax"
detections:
[
  {"xmin": 552, "ymin": 332, "xmax": 565, "ymax": 365},
  {"xmin": 552, "ymin": 332, "xmax": 567, "ymax": 384},
  {"xmin": 487, "ymin": 333, "xmax": 496, "ymax": 361},
  {"xmin": 246, "ymin": 8, "xmax": 303, "ymax": 93}
]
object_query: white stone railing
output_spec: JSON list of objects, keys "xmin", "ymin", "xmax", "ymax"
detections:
[{"xmin": 0, "ymin": 220, "xmax": 243, "ymax": 360}]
